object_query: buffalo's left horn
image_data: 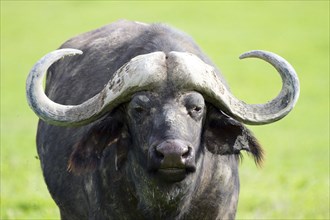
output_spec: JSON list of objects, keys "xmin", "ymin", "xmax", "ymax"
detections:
[
  {"xmin": 169, "ymin": 50, "xmax": 300, "ymax": 125},
  {"xmin": 26, "ymin": 49, "xmax": 167, "ymax": 126}
]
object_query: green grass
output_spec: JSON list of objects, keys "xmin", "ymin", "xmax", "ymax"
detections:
[{"xmin": 1, "ymin": 1, "xmax": 329, "ymax": 219}]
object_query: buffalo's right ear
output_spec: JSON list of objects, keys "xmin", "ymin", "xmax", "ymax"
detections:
[
  {"xmin": 203, "ymin": 106, "xmax": 264, "ymax": 166},
  {"xmin": 68, "ymin": 111, "xmax": 125, "ymax": 175}
]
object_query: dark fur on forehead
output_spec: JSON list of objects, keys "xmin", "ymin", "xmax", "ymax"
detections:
[{"xmin": 203, "ymin": 105, "xmax": 264, "ymax": 166}]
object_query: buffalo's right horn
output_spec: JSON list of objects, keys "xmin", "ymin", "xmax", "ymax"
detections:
[
  {"xmin": 167, "ymin": 51, "xmax": 300, "ymax": 125},
  {"xmin": 26, "ymin": 49, "xmax": 167, "ymax": 126}
]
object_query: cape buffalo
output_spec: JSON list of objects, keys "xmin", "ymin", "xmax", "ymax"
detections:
[{"xmin": 26, "ymin": 20, "xmax": 299, "ymax": 219}]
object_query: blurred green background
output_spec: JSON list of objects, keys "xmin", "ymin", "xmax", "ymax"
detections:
[{"xmin": 1, "ymin": 1, "xmax": 329, "ymax": 219}]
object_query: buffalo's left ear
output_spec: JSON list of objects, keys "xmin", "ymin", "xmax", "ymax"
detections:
[
  {"xmin": 67, "ymin": 110, "xmax": 126, "ymax": 175},
  {"xmin": 203, "ymin": 107, "xmax": 264, "ymax": 166}
]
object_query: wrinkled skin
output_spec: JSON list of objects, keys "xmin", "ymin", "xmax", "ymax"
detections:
[{"xmin": 36, "ymin": 20, "xmax": 263, "ymax": 219}]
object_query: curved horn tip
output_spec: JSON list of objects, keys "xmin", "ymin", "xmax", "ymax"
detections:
[
  {"xmin": 232, "ymin": 50, "xmax": 300, "ymax": 125},
  {"xmin": 26, "ymin": 48, "xmax": 84, "ymax": 126},
  {"xmin": 36, "ymin": 48, "xmax": 84, "ymax": 64},
  {"xmin": 58, "ymin": 48, "xmax": 83, "ymax": 56},
  {"xmin": 239, "ymin": 50, "xmax": 269, "ymax": 60}
]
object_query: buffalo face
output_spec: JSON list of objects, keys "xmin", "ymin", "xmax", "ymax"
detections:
[{"xmin": 127, "ymin": 91, "xmax": 205, "ymax": 183}]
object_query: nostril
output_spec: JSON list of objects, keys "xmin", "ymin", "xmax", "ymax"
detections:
[
  {"xmin": 155, "ymin": 149, "xmax": 164, "ymax": 159},
  {"xmin": 182, "ymin": 147, "xmax": 191, "ymax": 159}
]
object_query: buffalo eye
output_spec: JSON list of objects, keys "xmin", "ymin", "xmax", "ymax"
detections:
[
  {"xmin": 183, "ymin": 92, "xmax": 205, "ymax": 120},
  {"xmin": 187, "ymin": 105, "xmax": 204, "ymax": 118},
  {"xmin": 133, "ymin": 106, "xmax": 146, "ymax": 114},
  {"xmin": 191, "ymin": 106, "xmax": 203, "ymax": 113},
  {"xmin": 129, "ymin": 94, "xmax": 152, "ymax": 118}
]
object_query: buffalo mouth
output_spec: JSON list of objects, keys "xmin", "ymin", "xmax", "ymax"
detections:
[{"xmin": 154, "ymin": 166, "xmax": 196, "ymax": 182}]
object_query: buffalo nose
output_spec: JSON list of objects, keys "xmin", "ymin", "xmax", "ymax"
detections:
[{"xmin": 155, "ymin": 140, "xmax": 192, "ymax": 168}]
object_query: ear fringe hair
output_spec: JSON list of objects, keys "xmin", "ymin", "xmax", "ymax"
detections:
[
  {"xmin": 67, "ymin": 142, "xmax": 101, "ymax": 175},
  {"xmin": 234, "ymin": 127, "xmax": 265, "ymax": 168},
  {"xmin": 245, "ymin": 131, "xmax": 264, "ymax": 167},
  {"xmin": 67, "ymin": 111, "xmax": 125, "ymax": 175},
  {"xmin": 237, "ymin": 149, "xmax": 264, "ymax": 168}
]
